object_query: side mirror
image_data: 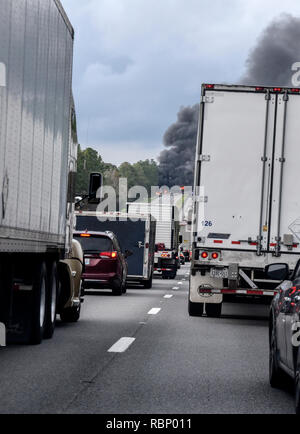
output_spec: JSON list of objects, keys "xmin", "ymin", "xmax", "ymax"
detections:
[
  {"xmin": 265, "ymin": 263, "xmax": 289, "ymax": 281},
  {"xmin": 89, "ymin": 173, "xmax": 102, "ymax": 202},
  {"xmin": 125, "ymin": 250, "xmax": 133, "ymax": 259}
]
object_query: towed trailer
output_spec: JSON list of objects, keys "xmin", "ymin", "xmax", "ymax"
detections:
[
  {"xmin": 190, "ymin": 83, "xmax": 300, "ymax": 317},
  {"xmin": 75, "ymin": 211, "xmax": 156, "ymax": 288},
  {"xmin": 0, "ymin": 0, "xmax": 83, "ymax": 344},
  {"xmin": 128, "ymin": 203, "xmax": 180, "ymax": 280}
]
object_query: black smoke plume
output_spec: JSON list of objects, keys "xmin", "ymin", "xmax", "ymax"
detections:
[
  {"xmin": 242, "ymin": 14, "xmax": 300, "ymax": 86},
  {"xmin": 158, "ymin": 104, "xmax": 199, "ymax": 187},
  {"xmin": 158, "ymin": 14, "xmax": 300, "ymax": 187}
]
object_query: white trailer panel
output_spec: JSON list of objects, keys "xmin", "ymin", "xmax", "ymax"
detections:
[
  {"xmin": 0, "ymin": 0, "xmax": 74, "ymax": 253},
  {"xmin": 128, "ymin": 203, "xmax": 174, "ymax": 249},
  {"xmin": 194, "ymin": 85, "xmax": 300, "ymax": 260},
  {"xmin": 270, "ymin": 94, "xmax": 300, "ymax": 254}
]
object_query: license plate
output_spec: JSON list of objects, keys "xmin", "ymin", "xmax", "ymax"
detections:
[
  {"xmin": 85, "ymin": 259, "xmax": 90, "ymax": 266},
  {"xmin": 210, "ymin": 268, "xmax": 228, "ymax": 279}
]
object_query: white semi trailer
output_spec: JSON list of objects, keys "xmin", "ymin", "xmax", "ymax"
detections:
[
  {"xmin": 0, "ymin": 0, "xmax": 84, "ymax": 344},
  {"xmin": 128, "ymin": 202, "xmax": 180, "ymax": 279},
  {"xmin": 190, "ymin": 84, "xmax": 300, "ymax": 317}
]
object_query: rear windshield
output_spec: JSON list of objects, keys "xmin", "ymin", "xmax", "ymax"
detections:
[{"xmin": 75, "ymin": 235, "xmax": 113, "ymax": 253}]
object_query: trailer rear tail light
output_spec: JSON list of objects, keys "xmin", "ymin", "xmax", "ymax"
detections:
[
  {"xmin": 291, "ymin": 88, "xmax": 300, "ymax": 93},
  {"xmin": 273, "ymin": 88, "xmax": 282, "ymax": 92},
  {"xmin": 205, "ymin": 84, "xmax": 214, "ymax": 89},
  {"xmin": 201, "ymin": 252, "xmax": 209, "ymax": 259},
  {"xmin": 232, "ymin": 241, "xmax": 241, "ymax": 245},
  {"xmin": 255, "ymin": 87, "xmax": 264, "ymax": 91},
  {"xmin": 212, "ymin": 252, "xmax": 219, "ymax": 260},
  {"xmin": 214, "ymin": 240, "xmax": 223, "ymax": 244}
]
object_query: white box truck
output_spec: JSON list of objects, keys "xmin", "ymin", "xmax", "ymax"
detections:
[
  {"xmin": 0, "ymin": 0, "xmax": 84, "ymax": 344},
  {"xmin": 128, "ymin": 203, "xmax": 180, "ymax": 279},
  {"xmin": 190, "ymin": 83, "xmax": 300, "ymax": 317}
]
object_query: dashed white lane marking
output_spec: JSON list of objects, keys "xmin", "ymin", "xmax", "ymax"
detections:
[
  {"xmin": 164, "ymin": 295, "xmax": 173, "ymax": 299},
  {"xmin": 148, "ymin": 308, "xmax": 161, "ymax": 315},
  {"xmin": 173, "ymin": 287, "xmax": 179, "ymax": 290},
  {"xmin": 178, "ymin": 282, "xmax": 183, "ymax": 285},
  {"xmin": 108, "ymin": 337, "xmax": 135, "ymax": 353}
]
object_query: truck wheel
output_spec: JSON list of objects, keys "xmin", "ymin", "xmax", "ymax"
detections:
[
  {"xmin": 60, "ymin": 304, "xmax": 81, "ymax": 323},
  {"xmin": 206, "ymin": 303, "xmax": 222, "ymax": 318},
  {"xmin": 30, "ymin": 262, "xmax": 47, "ymax": 345},
  {"xmin": 269, "ymin": 324, "xmax": 286, "ymax": 388},
  {"xmin": 296, "ymin": 368, "xmax": 300, "ymax": 415},
  {"xmin": 188, "ymin": 301, "xmax": 204, "ymax": 317},
  {"xmin": 44, "ymin": 263, "xmax": 58, "ymax": 340},
  {"xmin": 169, "ymin": 269, "xmax": 177, "ymax": 280},
  {"xmin": 143, "ymin": 275, "xmax": 153, "ymax": 289}
]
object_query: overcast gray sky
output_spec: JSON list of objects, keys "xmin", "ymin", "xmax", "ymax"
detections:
[{"xmin": 61, "ymin": 0, "xmax": 300, "ymax": 165}]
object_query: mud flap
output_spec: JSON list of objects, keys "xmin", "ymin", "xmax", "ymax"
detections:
[{"xmin": 189, "ymin": 272, "xmax": 223, "ymax": 305}]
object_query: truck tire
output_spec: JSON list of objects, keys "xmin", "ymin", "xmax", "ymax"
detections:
[
  {"xmin": 188, "ymin": 301, "xmax": 204, "ymax": 317},
  {"xmin": 60, "ymin": 304, "xmax": 81, "ymax": 323},
  {"xmin": 30, "ymin": 262, "xmax": 47, "ymax": 345},
  {"xmin": 143, "ymin": 275, "xmax": 153, "ymax": 289},
  {"xmin": 296, "ymin": 363, "xmax": 300, "ymax": 415},
  {"xmin": 206, "ymin": 303, "xmax": 222, "ymax": 318},
  {"xmin": 44, "ymin": 262, "xmax": 58, "ymax": 340},
  {"xmin": 269, "ymin": 322, "xmax": 286, "ymax": 388}
]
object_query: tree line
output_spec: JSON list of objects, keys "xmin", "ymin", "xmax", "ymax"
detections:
[{"xmin": 75, "ymin": 145, "xmax": 159, "ymax": 197}]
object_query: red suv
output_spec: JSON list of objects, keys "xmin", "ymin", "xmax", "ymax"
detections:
[{"xmin": 74, "ymin": 231, "xmax": 128, "ymax": 296}]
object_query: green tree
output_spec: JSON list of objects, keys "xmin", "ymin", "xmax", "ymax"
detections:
[
  {"xmin": 76, "ymin": 145, "xmax": 159, "ymax": 200},
  {"xmin": 76, "ymin": 145, "xmax": 106, "ymax": 195}
]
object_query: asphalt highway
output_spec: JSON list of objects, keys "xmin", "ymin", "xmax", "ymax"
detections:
[{"xmin": 0, "ymin": 265, "xmax": 295, "ymax": 414}]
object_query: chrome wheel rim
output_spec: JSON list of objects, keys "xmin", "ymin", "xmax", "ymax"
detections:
[
  {"xmin": 51, "ymin": 278, "xmax": 57, "ymax": 323},
  {"xmin": 40, "ymin": 277, "xmax": 46, "ymax": 328}
]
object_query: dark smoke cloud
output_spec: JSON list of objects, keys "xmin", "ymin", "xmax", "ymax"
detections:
[
  {"xmin": 158, "ymin": 14, "xmax": 300, "ymax": 187},
  {"xmin": 242, "ymin": 14, "xmax": 300, "ymax": 86},
  {"xmin": 158, "ymin": 104, "xmax": 199, "ymax": 186}
]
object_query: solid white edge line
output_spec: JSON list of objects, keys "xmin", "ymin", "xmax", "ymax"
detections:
[
  {"xmin": 148, "ymin": 308, "xmax": 161, "ymax": 315},
  {"xmin": 108, "ymin": 337, "xmax": 136, "ymax": 353}
]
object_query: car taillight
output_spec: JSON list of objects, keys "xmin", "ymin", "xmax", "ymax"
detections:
[
  {"xmin": 201, "ymin": 252, "xmax": 208, "ymax": 259},
  {"xmin": 99, "ymin": 251, "xmax": 117, "ymax": 259},
  {"xmin": 212, "ymin": 252, "xmax": 219, "ymax": 260}
]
